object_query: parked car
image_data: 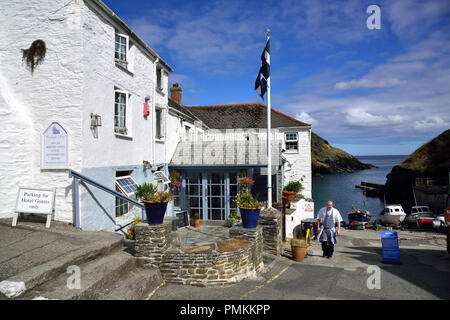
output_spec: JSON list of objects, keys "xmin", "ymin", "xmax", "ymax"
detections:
[{"xmin": 404, "ymin": 205, "xmax": 435, "ymax": 229}]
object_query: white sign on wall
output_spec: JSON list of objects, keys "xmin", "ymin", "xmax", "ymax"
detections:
[
  {"xmin": 15, "ymin": 188, "xmax": 56, "ymax": 214},
  {"xmin": 41, "ymin": 122, "xmax": 68, "ymax": 169}
]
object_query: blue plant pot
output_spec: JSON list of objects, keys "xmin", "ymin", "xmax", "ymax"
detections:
[
  {"xmin": 240, "ymin": 208, "xmax": 260, "ymax": 229},
  {"xmin": 144, "ymin": 202, "xmax": 168, "ymax": 225}
]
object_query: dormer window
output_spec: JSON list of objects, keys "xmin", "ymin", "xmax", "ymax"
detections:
[{"xmin": 115, "ymin": 33, "xmax": 128, "ymax": 69}]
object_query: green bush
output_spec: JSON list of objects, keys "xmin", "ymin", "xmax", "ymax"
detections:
[
  {"xmin": 135, "ymin": 183, "xmax": 173, "ymax": 203},
  {"xmin": 228, "ymin": 210, "xmax": 240, "ymax": 223},
  {"xmin": 193, "ymin": 212, "xmax": 200, "ymax": 220},
  {"xmin": 283, "ymin": 181, "xmax": 303, "ymax": 193}
]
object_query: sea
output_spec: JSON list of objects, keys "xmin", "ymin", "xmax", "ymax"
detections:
[{"xmin": 312, "ymin": 155, "xmax": 408, "ymax": 223}]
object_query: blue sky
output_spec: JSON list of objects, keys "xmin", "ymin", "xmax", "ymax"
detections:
[{"xmin": 104, "ymin": 0, "xmax": 450, "ymax": 156}]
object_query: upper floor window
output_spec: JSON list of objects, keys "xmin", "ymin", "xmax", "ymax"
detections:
[
  {"xmin": 115, "ymin": 90, "xmax": 128, "ymax": 135},
  {"xmin": 156, "ymin": 67, "xmax": 163, "ymax": 92},
  {"xmin": 285, "ymin": 133, "xmax": 298, "ymax": 151},
  {"xmin": 155, "ymin": 107, "xmax": 164, "ymax": 139},
  {"xmin": 115, "ymin": 33, "xmax": 128, "ymax": 69}
]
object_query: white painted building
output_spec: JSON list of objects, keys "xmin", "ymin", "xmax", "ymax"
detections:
[
  {"xmin": 0, "ymin": 0, "xmax": 173, "ymax": 232},
  {"xmin": 0, "ymin": 0, "xmax": 313, "ymax": 235}
]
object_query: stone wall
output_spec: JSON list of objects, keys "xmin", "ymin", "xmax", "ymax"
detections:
[
  {"xmin": 133, "ymin": 223, "xmax": 264, "ymax": 287},
  {"xmin": 259, "ymin": 208, "xmax": 282, "ymax": 256},
  {"xmin": 229, "ymin": 226, "xmax": 264, "ymax": 273},
  {"xmin": 160, "ymin": 240, "xmax": 254, "ymax": 287},
  {"xmin": 134, "ymin": 222, "xmax": 172, "ymax": 268}
]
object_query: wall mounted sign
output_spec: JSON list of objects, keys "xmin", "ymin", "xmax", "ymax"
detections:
[
  {"xmin": 41, "ymin": 122, "xmax": 68, "ymax": 169},
  {"xmin": 13, "ymin": 187, "xmax": 56, "ymax": 228},
  {"xmin": 380, "ymin": 231, "xmax": 401, "ymax": 264}
]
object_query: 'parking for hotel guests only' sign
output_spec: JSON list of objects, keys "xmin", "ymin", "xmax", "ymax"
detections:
[
  {"xmin": 15, "ymin": 188, "xmax": 56, "ymax": 215},
  {"xmin": 41, "ymin": 122, "xmax": 68, "ymax": 169}
]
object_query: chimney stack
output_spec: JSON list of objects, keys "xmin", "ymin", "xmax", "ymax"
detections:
[{"xmin": 170, "ymin": 83, "xmax": 182, "ymax": 105}]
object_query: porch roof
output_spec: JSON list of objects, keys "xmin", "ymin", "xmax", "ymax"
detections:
[{"xmin": 169, "ymin": 140, "xmax": 282, "ymax": 166}]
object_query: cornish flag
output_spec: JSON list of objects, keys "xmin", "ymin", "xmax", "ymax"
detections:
[{"xmin": 254, "ymin": 38, "xmax": 270, "ymax": 100}]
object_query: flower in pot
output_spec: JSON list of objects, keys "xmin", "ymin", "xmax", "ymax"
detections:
[
  {"xmin": 234, "ymin": 177, "xmax": 263, "ymax": 229},
  {"xmin": 282, "ymin": 181, "xmax": 303, "ymax": 205},
  {"xmin": 290, "ymin": 238, "xmax": 308, "ymax": 262},
  {"xmin": 135, "ymin": 182, "xmax": 173, "ymax": 225},
  {"xmin": 272, "ymin": 201, "xmax": 282, "ymax": 211},
  {"xmin": 193, "ymin": 212, "xmax": 200, "ymax": 228}
]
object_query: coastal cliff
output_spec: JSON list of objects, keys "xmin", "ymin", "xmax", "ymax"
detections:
[
  {"xmin": 311, "ymin": 132, "xmax": 376, "ymax": 174},
  {"xmin": 384, "ymin": 129, "xmax": 450, "ymax": 210}
]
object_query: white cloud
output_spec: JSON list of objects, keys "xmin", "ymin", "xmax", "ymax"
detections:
[{"xmin": 296, "ymin": 112, "xmax": 317, "ymax": 125}]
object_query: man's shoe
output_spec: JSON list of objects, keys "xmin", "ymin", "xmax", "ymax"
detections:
[{"xmin": 327, "ymin": 255, "xmax": 333, "ymax": 259}]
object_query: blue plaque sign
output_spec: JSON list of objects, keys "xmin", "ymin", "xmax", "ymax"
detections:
[{"xmin": 380, "ymin": 231, "xmax": 400, "ymax": 263}]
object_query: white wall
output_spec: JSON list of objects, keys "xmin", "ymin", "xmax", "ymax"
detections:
[
  {"xmin": 0, "ymin": 0, "xmax": 84, "ymax": 222},
  {"xmin": 281, "ymin": 127, "xmax": 312, "ymax": 199}
]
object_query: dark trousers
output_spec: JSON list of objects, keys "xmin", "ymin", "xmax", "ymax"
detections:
[{"xmin": 321, "ymin": 241, "xmax": 334, "ymax": 257}]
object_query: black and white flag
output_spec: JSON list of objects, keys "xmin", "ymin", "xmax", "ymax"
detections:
[{"xmin": 254, "ymin": 38, "xmax": 270, "ymax": 100}]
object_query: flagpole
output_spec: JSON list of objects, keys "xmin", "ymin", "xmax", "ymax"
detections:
[{"xmin": 266, "ymin": 28, "xmax": 272, "ymax": 208}]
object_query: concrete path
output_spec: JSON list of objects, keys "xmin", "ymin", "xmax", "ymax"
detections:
[{"xmin": 151, "ymin": 228, "xmax": 450, "ymax": 300}]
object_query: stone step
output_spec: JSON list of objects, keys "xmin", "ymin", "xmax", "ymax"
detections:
[
  {"xmin": 0, "ymin": 236, "xmax": 123, "ymax": 299},
  {"xmin": 18, "ymin": 250, "xmax": 134, "ymax": 300},
  {"xmin": 97, "ymin": 267, "xmax": 163, "ymax": 300}
]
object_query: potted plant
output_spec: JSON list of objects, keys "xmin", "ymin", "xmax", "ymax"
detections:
[
  {"xmin": 234, "ymin": 177, "xmax": 263, "ymax": 229},
  {"xmin": 272, "ymin": 201, "xmax": 282, "ymax": 211},
  {"xmin": 290, "ymin": 238, "xmax": 308, "ymax": 262},
  {"xmin": 227, "ymin": 209, "xmax": 240, "ymax": 227},
  {"xmin": 135, "ymin": 182, "xmax": 173, "ymax": 225},
  {"xmin": 282, "ymin": 180, "xmax": 303, "ymax": 205},
  {"xmin": 193, "ymin": 212, "xmax": 200, "ymax": 228}
]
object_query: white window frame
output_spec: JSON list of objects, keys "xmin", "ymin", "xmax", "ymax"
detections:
[
  {"xmin": 115, "ymin": 175, "xmax": 137, "ymax": 218},
  {"xmin": 285, "ymin": 132, "xmax": 299, "ymax": 153},
  {"xmin": 114, "ymin": 89, "xmax": 130, "ymax": 136},
  {"xmin": 115, "ymin": 33, "xmax": 129, "ymax": 69},
  {"xmin": 155, "ymin": 107, "xmax": 165, "ymax": 141}
]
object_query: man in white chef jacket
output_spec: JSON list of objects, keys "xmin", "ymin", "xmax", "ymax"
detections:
[{"xmin": 316, "ymin": 200, "xmax": 343, "ymax": 258}]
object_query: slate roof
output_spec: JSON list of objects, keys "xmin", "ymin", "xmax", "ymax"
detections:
[
  {"xmin": 168, "ymin": 98, "xmax": 201, "ymax": 123},
  {"xmin": 183, "ymin": 103, "xmax": 310, "ymax": 129}
]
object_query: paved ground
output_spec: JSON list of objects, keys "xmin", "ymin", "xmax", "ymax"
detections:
[
  {"xmin": 0, "ymin": 216, "xmax": 121, "ymax": 282},
  {"xmin": 170, "ymin": 226, "xmax": 231, "ymax": 248},
  {"xmin": 152, "ymin": 228, "xmax": 450, "ymax": 300}
]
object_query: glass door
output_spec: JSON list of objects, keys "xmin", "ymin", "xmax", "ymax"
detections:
[
  {"xmin": 206, "ymin": 173, "xmax": 226, "ymax": 221},
  {"xmin": 184, "ymin": 170, "xmax": 240, "ymax": 221},
  {"xmin": 185, "ymin": 172, "xmax": 203, "ymax": 220}
]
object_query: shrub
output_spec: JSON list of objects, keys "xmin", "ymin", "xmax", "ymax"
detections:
[
  {"xmin": 291, "ymin": 238, "xmax": 308, "ymax": 247},
  {"xmin": 234, "ymin": 192, "xmax": 263, "ymax": 210},
  {"xmin": 193, "ymin": 212, "xmax": 200, "ymax": 220},
  {"xmin": 283, "ymin": 181, "xmax": 303, "ymax": 193},
  {"xmin": 135, "ymin": 183, "xmax": 173, "ymax": 203},
  {"xmin": 228, "ymin": 210, "xmax": 240, "ymax": 223}
]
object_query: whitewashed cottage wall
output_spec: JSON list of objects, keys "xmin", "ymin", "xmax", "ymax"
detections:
[{"xmin": 0, "ymin": 0, "xmax": 84, "ymax": 222}]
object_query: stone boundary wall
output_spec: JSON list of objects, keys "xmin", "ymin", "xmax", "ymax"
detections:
[
  {"xmin": 259, "ymin": 208, "xmax": 282, "ymax": 256},
  {"xmin": 134, "ymin": 222, "xmax": 172, "ymax": 268},
  {"xmin": 133, "ymin": 223, "xmax": 264, "ymax": 287}
]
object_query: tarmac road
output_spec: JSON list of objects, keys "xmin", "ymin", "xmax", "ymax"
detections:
[{"xmin": 150, "ymin": 229, "xmax": 450, "ymax": 300}]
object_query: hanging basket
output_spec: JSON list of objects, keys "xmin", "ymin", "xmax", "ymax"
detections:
[{"xmin": 282, "ymin": 191, "xmax": 297, "ymax": 205}]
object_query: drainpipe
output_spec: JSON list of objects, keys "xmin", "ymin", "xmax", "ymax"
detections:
[{"xmin": 152, "ymin": 58, "xmax": 159, "ymax": 166}]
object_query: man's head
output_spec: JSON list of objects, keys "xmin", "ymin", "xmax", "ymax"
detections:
[{"xmin": 326, "ymin": 200, "xmax": 333, "ymax": 210}]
